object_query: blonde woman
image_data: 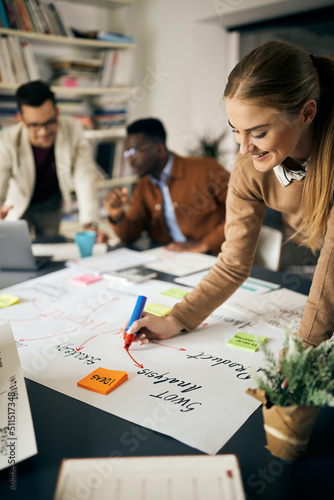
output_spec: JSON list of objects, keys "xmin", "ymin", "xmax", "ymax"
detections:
[{"xmin": 127, "ymin": 39, "xmax": 334, "ymax": 348}]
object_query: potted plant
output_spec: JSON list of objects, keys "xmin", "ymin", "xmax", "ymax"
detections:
[
  {"xmin": 247, "ymin": 333, "xmax": 334, "ymax": 461},
  {"xmin": 187, "ymin": 131, "xmax": 228, "ymax": 162}
]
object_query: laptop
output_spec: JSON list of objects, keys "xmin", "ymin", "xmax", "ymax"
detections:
[{"xmin": 0, "ymin": 220, "xmax": 52, "ymax": 271}]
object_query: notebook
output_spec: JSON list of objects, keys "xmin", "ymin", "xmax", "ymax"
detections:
[
  {"xmin": 54, "ymin": 455, "xmax": 246, "ymax": 500},
  {"xmin": 0, "ymin": 220, "xmax": 52, "ymax": 271}
]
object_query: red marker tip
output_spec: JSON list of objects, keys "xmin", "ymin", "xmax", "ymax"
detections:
[{"xmin": 124, "ymin": 332, "xmax": 136, "ymax": 349}]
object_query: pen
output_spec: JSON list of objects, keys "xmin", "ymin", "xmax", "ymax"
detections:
[{"xmin": 124, "ymin": 295, "xmax": 147, "ymax": 349}]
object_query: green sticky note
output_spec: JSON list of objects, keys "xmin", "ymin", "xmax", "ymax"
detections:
[
  {"xmin": 0, "ymin": 294, "xmax": 20, "ymax": 308},
  {"xmin": 227, "ymin": 332, "xmax": 267, "ymax": 352},
  {"xmin": 144, "ymin": 303, "xmax": 172, "ymax": 317},
  {"xmin": 161, "ymin": 288, "xmax": 190, "ymax": 299}
]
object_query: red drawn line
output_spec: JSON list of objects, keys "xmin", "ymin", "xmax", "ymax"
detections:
[
  {"xmin": 150, "ymin": 341, "xmax": 186, "ymax": 351},
  {"xmin": 125, "ymin": 347, "xmax": 143, "ymax": 368},
  {"xmin": 76, "ymin": 335, "xmax": 99, "ymax": 351},
  {"xmin": 102, "ymin": 328, "xmax": 123, "ymax": 335},
  {"xmin": 0, "ymin": 316, "xmax": 42, "ymax": 322},
  {"xmin": 19, "ymin": 328, "xmax": 78, "ymax": 342},
  {"xmin": 32, "ymin": 298, "xmax": 60, "ymax": 315}
]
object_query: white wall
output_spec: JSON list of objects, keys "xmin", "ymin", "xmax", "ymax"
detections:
[
  {"xmin": 57, "ymin": 0, "xmax": 329, "ymax": 166},
  {"xmin": 122, "ymin": 0, "xmax": 239, "ymax": 163},
  {"xmin": 117, "ymin": 0, "xmax": 329, "ymax": 165}
]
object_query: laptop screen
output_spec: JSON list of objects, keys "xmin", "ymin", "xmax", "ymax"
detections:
[{"xmin": 0, "ymin": 220, "xmax": 51, "ymax": 271}]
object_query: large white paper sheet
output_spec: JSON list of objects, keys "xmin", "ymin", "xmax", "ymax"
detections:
[
  {"xmin": 0, "ymin": 268, "xmax": 286, "ymax": 454},
  {"xmin": 0, "ymin": 322, "xmax": 37, "ymax": 471}
]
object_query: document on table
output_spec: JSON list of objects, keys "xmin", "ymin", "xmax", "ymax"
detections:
[
  {"xmin": 32, "ymin": 242, "xmax": 108, "ymax": 262},
  {"xmin": 226, "ymin": 288, "xmax": 307, "ymax": 332},
  {"xmin": 142, "ymin": 247, "xmax": 217, "ymax": 276},
  {"xmin": 54, "ymin": 455, "xmax": 246, "ymax": 500},
  {"xmin": 175, "ymin": 272, "xmax": 280, "ymax": 297},
  {"xmin": 66, "ymin": 247, "xmax": 157, "ymax": 275},
  {"xmin": 0, "ymin": 322, "xmax": 37, "ymax": 471}
]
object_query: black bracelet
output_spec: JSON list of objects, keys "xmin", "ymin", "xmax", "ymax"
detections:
[{"xmin": 107, "ymin": 214, "xmax": 124, "ymax": 225}]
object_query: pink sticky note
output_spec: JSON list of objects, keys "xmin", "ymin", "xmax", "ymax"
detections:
[{"xmin": 69, "ymin": 274, "xmax": 101, "ymax": 286}]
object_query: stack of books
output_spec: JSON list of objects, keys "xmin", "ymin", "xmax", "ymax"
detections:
[
  {"xmin": 0, "ymin": 35, "xmax": 40, "ymax": 85},
  {"xmin": 90, "ymin": 94, "xmax": 128, "ymax": 129},
  {"xmin": 0, "ymin": 0, "xmax": 73, "ymax": 37},
  {"xmin": 72, "ymin": 28, "xmax": 133, "ymax": 44},
  {"xmin": 55, "ymin": 94, "xmax": 93, "ymax": 130},
  {"xmin": 49, "ymin": 56, "xmax": 102, "ymax": 88},
  {"xmin": 0, "ymin": 90, "xmax": 18, "ymax": 129}
]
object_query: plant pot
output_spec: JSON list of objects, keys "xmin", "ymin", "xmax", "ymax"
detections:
[{"xmin": 247, "ymin": 388, "xmax": 320, "ymax": 461}]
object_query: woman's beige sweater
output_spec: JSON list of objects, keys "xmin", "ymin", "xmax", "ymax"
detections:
[{"xmin": 170, "ymin": 152, "xmax": 334, "ymax": 347}]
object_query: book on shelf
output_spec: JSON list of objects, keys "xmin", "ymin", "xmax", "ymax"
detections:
[
  {"xmin": 49, "ymin": 56, "xmax": 102, "ymax": 88},
  {"xmin": 0, "ymin": 90, "xmax": 19, "ymax": 128},
  {"xmin": 7, "ymin": 36, "xmax": 29, "ymax": 83},
  {"xmin": 31, "ymin": 0, "xmax": 51, "ymax": 34},
  {"xmin": 0, "ymin": 108, "xmax": 19, "ymax": 129},
  {"xmin": 99, "ymin": 49, "xmax": 117, "ymax": 87},
  {"xmin": 55, "ymin": 95, "xmax": 93, "ymax": 129},
  {"xmin": 111, "ymin": 50, "xmax": 135, "ymax": 87},
  {"xmin": 20, "ymin": 38, "xmax": 40, "ymax": 80},
  {"xmin": 99, "ymin": 49, "xmax": 135, "ymax": 88},
  {"xmin": 0, "ymin": 35, "xmax": 39, "ymax": 84},
  {"xmin": 0, "ymin": 0, "xmax": 10, "ymax": 28},
  {"xmin": 0, "ymin": 37, "xmax": 16, "ymax": 84},
  {"xmin": 13, "ymin": 0, "xmax": 34, "ymax": 32},
  {"xmin": 3, "ymin": 0, "xmax": 19, "ymax": 29},
  {"xmin": 44, "ymin": 1, "xmax": 73, "ymax": 37},
  {"xmin": 3, "ymin": 0, "xmax": 73, "ymax": 36},
  {"xmin": 92, "ymin": 112, "xmax": 127, "ymax": 129},
  {"xmin": 72, "ymin": 27, "xmax": 134, "ymax": 44}
]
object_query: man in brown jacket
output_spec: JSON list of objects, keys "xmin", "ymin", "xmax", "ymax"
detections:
[{"xmin": 103, "ymin": 118, "xmax": 230, "ymax": 255}]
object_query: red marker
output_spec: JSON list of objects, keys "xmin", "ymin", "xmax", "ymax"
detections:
[{"xmin": 124, "ymin": 295, "xmax": 147, "ymax": 349}]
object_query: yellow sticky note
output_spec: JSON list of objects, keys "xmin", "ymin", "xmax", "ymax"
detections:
[
  {"xmin": 227, "ymin": 332, "xmax": 267, "ymax": 352},
  {"xmin": 144, "ymin": 303, "xmax": 172, "ymax": 317},
  {"xmin": 0, "ymin": 294, "xmax": 20, "ymax": 308},
  {"xmin": 161, "ymin": 288, "xmax": 190, "ymax": 299},
  {"xmin": 77, "ymin": 367, "xmax": 128, "ymax": 395}
]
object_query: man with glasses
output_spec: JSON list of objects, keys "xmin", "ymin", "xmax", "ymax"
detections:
[
  {"xmin": 103, "ymin": 118, "xmax": 230, "ymax": 254},
  {"xmin": 0, "ymin": 80, "xmax": 105, "ymax": 240}
]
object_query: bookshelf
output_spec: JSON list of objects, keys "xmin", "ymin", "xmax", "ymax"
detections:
[
  {"xmin": 0, "ymin": 0, "xmax": 136, "ymax": 188},
  {"xmin": 0, "ymin": 28, "xmax": 135, "ymax": 49}
]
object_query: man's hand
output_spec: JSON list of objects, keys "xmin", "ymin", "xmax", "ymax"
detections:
[
  {"xmin": 0, "ymin": 205, "xmax": 13, "ymax": 220},
  {"xmin": 82, "ymin": 223, "xmax": 109, "ymax": 244},
  {"xmin": 103, "ymin": 187, "xmax": 128, "ymax": 222},
  {"xmin": 165, "ymin": 240, "xmax": 209, "ymax": 254}
]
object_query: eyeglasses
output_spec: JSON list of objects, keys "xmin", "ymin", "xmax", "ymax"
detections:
[
  {"xmin": 123, "ymin": 143, "xmax": 155, "ymax": 158},
  {"xmin": 24, "ymin": 116, "xmax": 58, "ymax": 132}
]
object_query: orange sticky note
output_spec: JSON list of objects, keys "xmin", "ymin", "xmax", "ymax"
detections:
[{"xmin": 77, "ymin": 367, "xmax": 128, "ymax": 395}]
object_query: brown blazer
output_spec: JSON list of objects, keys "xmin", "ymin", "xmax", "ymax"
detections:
[{"xmin": 111, "ymin": 153, "xmax": 230, "ymax": 254}]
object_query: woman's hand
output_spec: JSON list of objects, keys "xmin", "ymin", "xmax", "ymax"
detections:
[{"xmin": 124, "ymin": 313, "xmax": 184, "ymax": 342}]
